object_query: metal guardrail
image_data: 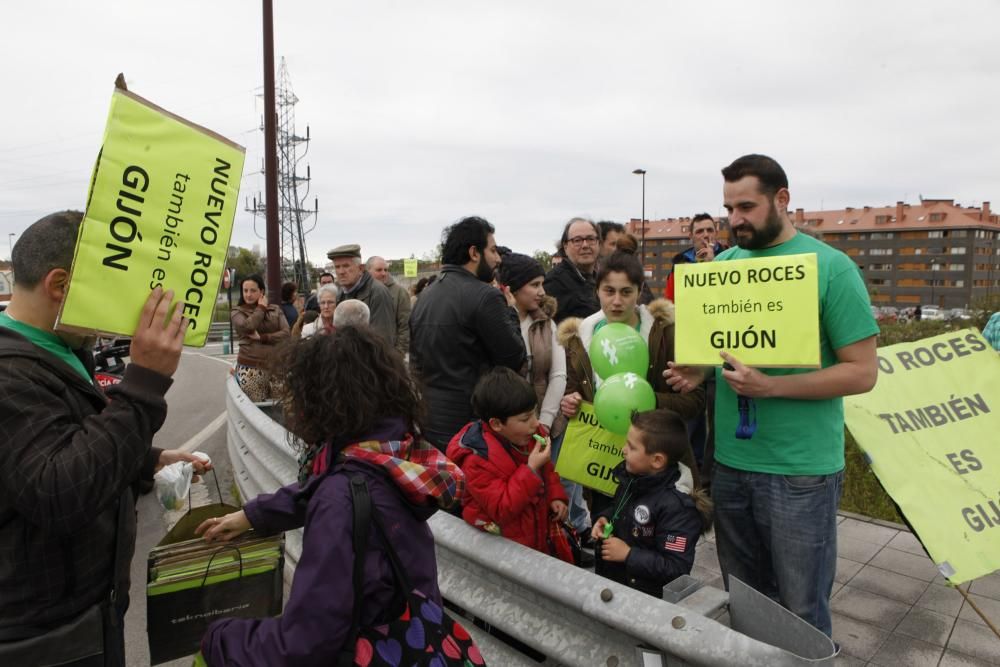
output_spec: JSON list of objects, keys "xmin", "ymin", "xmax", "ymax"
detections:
[{"xmin": 225, "ymin": 376, "xmax": 835, "ymax": 666}]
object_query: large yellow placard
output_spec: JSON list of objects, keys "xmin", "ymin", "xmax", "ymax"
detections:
[
  {"xmin": 844, "ymin": 329, "xmax": 1000, "ymax": 584},
  {"xmin": 674, "ymin": 253, "xmax": 819, "ymax": 367},
  {"xmin": 58, "ymin": 87, "xmax": 245, "ymax": 347}
]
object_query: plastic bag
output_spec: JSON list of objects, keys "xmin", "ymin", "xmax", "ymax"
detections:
[{"xmin": 154, "ymin": 452, "xmax": 211, "ymax": 511}]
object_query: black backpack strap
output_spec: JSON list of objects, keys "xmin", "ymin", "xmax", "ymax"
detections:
[
  {"xmin": 338, "ymin": 475, "xmax": 373, "ymax": 666},
  {"xmin": 368, "ymin": 501, "xmax": 416, "ymax": 596}
]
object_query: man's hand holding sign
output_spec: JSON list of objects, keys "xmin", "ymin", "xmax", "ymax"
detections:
[{"xmin": 131, "ymin": 286, "xmax": 187, "ymax": 377}]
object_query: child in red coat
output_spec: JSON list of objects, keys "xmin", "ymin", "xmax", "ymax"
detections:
[{"xmin": 447, "ymin": 368, "xmax": 575, "ymax": 563}]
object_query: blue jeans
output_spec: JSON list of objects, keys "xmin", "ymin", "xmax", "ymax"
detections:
[
  {"xmin": 712, "ymin": 462, "xmax": 843, "ymax": 637},
  {"xmin": 550, "ymin": 431, "xmax": 591, "ymax": 534}
]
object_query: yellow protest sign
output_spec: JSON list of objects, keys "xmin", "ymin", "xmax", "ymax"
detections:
[
  {"xmin": 404, "ymin": 258, "xmax": 418, "ymax": 278},
  {"xmin": 555, "ymin": 401, "xmax": 624, "ymax": 496},
  {"xmin": 674, "ymin": 253, "xmax": 820, "ymax": 367},
  {"xmin": 59, "ymin": 86, "xmax": 245, "ymax": 347},
  {"xmin": 844, "ymin": 329, "xmax": 1000, "ymax": 584}
]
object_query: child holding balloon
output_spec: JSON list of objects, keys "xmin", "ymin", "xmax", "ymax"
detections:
[
  {"xmin": 591, "ymin": 409, "xmax": 713, "ymax": 597},
  {"xmin": 556, "ymin": 251, "xmax": 705, "ymax": 519}
]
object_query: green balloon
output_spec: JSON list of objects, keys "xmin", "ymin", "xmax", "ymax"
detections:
[
  {"xmin": 589, "ymin": 323, "xmax": 649, "ymax": 379},
  {"xmin": 594, "ymin": 372, "xmax": 656, "ymax": 435}
]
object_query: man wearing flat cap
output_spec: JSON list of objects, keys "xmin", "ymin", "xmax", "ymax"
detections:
[{"xmin": 328, "ymin": 244, "xmax": 396, "ymax": 347}]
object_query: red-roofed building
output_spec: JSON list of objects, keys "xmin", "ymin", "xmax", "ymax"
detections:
[
  {"xmin": 624, "ymin": 216, "xmax": 732, "ymax": 294},
  {"xmin": 626, "ymin": 199, "xmax": 1000, "ymax": 309}
]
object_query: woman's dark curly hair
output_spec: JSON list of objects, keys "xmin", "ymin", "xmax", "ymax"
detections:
[{"xmin": 271, "ymin": 326, "xmax": 423, "ymax": 450}]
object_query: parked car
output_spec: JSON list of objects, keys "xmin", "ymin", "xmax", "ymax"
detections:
[
  {"xmin": 921, "ymin": 305, "xmax": 945, "ymax": 321},
  {"xmin": 877, "ymin": 306, "xmax": 898, "ymax": 323},
  {"xmin": 947, "ymin": 308, "xmax": 972, "ymax": 321}
]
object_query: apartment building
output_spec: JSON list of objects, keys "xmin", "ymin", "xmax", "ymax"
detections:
[
  {"xmin": 626, "ymin": 199, "xmax": 1000, "ymax": 309},
  {"xmin": 623, "ymin": 217, "xmax": 731, "ymax": 295}
]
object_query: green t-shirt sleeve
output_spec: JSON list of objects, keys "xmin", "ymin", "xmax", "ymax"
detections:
[{"xmin": 822, "ymin": 256, "xmax": 880, "ymax": 351}]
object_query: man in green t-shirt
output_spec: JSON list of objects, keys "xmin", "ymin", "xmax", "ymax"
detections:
[{"xmin": 666, "ymin": 155, "xmax": 879, "ymax": 637}]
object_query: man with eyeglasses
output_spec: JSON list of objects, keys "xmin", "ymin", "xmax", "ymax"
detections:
[{"xmin": 544, "ymin": 218, "xmax": 602, "ymax": 323}]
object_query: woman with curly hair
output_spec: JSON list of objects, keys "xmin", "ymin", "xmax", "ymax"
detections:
[
  {"xmin": 231, "ymin": 274, "xmax": 290, "ymax": 401},
  {"xmin": 196, "ymin": 326, "xmax": 465, "ymax": 665}
]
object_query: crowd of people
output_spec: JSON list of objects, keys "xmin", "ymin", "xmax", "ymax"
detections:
[{"xmin": 1, "ymin": 153, "xmax": 887, "ymax": 665}]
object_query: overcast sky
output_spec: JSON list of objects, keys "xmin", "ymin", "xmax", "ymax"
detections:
[{"xmin": 2, "ymin": 1, "xmax": 998, "ymax": 267}]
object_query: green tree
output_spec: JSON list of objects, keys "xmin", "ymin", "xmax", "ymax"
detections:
[
  {"xmin": 226, "ymin": 246, "xmax": 264, "ymax": 280},
  {"xmin": 532, "ymin": 249, "xmax": 553, "ymax": 273}
]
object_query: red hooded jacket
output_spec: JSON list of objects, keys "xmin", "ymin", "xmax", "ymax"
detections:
[{"xmin": 447, "ymin": 421, "xmax": 573, "ymax": 562}]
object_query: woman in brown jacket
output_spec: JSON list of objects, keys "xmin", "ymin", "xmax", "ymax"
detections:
[
  {"xmin": 556, "ymin": 252, "xmax": 705, "ymax": 517},
  {"xmin": 231, "ymin": 274, "xmax": 290, "ymax": 401}
]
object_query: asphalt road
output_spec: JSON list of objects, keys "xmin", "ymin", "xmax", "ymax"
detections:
[{"xmin": 125, "ymin": 349, "xmax": 237, "ymax": 667}]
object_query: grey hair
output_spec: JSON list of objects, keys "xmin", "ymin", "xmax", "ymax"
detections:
[
  {"xmin": 333, "ymin": 299, "xmax": 370, "ymax": 327},
  {"xmin": 12, "ymin": 210, "xmax": 83, "ymax": 288},
  {"xmin": 317, "ymin": 284, "xmax": 338, "ymax": 302},
  {"xmin": 365, "ymin": 255, "xmax": 386, "ymax": 270}
]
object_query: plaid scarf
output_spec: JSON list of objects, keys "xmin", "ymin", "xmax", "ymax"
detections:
[{"xmin": 309, "ymin": 435, "xmax": 465, "ymax": 510}]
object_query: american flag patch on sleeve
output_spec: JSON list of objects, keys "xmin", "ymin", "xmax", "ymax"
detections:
[{"xmin": 664, "ymin": 534, "xmax": 688, "ymax": 552}]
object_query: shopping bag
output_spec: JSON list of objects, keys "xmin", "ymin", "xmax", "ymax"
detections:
[{"xmin": 146, "ymin": 472, "xmax": 284, "ymax": 664}]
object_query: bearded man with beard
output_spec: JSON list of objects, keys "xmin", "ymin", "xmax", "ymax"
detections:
[
  {"xmin": 409, "ymin": 216, "xmax": 526, "ymax": 450},
  {"xmin": 665, "ymin": 154, "xmax": 878, "ymax": 638}
]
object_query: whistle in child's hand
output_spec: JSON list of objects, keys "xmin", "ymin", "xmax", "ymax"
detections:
[
  {"xmin": 602, "ymin": 522, "xmax": 614, "ymax": 539},
  {"xmin": 533, "ymin": 434, "xmax": 548, "ymax": 452}
]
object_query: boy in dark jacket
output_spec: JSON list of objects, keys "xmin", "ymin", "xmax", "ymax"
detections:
[
  {"xmin": 592, "ymin": 409, "xmax": 713, "ymax": 597},
  {"xmin": 447, "ymin": 368, "xmax": 575, "ymax": 563}
]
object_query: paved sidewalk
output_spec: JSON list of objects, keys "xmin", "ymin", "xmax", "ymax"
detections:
[{"xmin": 692, "ymin": 513, "xmax": 1000, "ymax": 666}]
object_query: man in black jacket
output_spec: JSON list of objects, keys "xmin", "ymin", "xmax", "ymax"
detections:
[
  {"xmin": 0, "ymin": 211, "xmax": 206, "ymax": 665},
  {"xmin": 409, "ymin": 216, "xmax": 526, "ymax": 450},
  {"xmin": 544, "ymin": 217, "xmax": 602, "ymax": 323}
]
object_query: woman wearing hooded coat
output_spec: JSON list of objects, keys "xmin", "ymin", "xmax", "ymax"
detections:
[{"xmin": 196, "ymin": 326, "xmax": 466, "ymax": 665}]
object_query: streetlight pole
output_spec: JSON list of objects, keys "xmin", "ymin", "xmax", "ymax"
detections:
[
  {"xmin": 7, "ymin": 233, "xmax": 14, "ymax": 261},
  {"xmin": 632, "ymin": 169, "xmax": 646, "ymax": 266}
]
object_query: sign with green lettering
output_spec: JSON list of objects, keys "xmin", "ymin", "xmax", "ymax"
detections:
[
  {"xmin": 674, "ymin": 253, "xmax": 820, "ymax": 367},
  {"xmin": 844, "ymin": 329, "xmax": 1000, "ymax": 584},
  {"xmin": 58, "ymin": 85, "xmax": 245, "ymax": 347},
  {"xmin": 555, "ymin": 401, "xmax": 624, "ymax": 497}
]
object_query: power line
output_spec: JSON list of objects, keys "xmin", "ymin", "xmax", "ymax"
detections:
[{"xmin": 245, "ymin": 58, "xmax": 318, "ymax": 291}]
